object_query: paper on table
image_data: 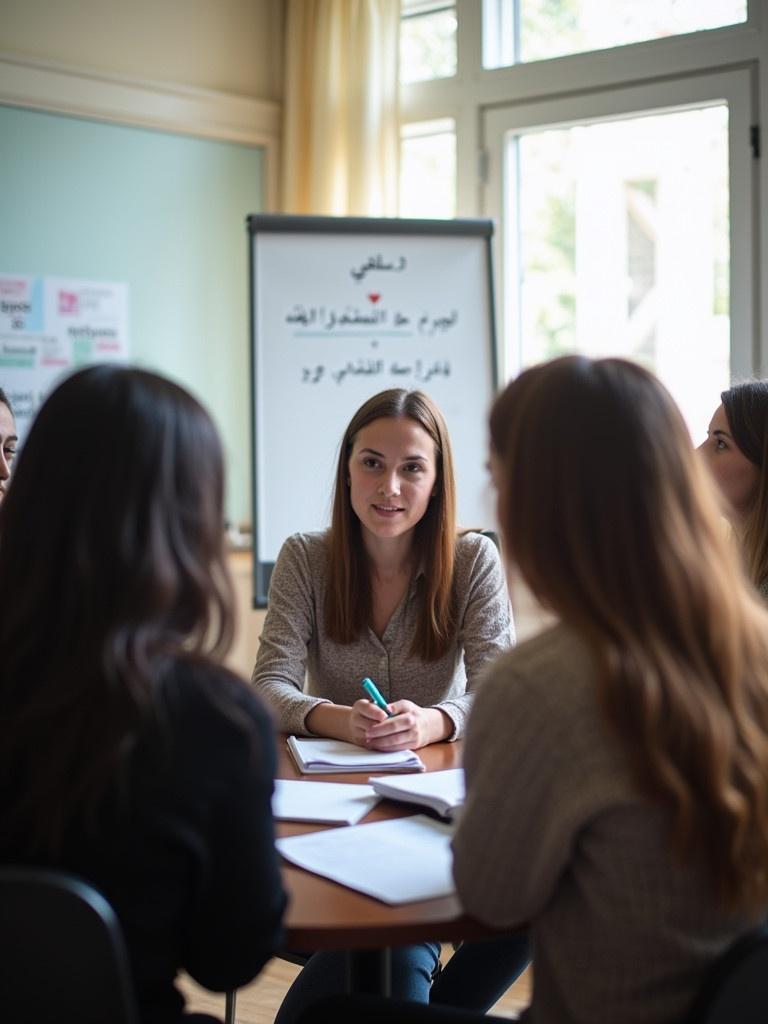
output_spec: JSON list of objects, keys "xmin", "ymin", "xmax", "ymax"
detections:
[
  {"xmin": 273, "ymin": 779, "xmax": 380, "ymax": 825},
  {"xmin": 276, "ymin": 814, "xmax": 456, "ymax": 905},
  {"xmin": 368, "ymin": 768, "xmax": 465, "ymax": 821},
  {"xmin": 287, "ymin": 735, "xmax": 425, "ymax": 774}
]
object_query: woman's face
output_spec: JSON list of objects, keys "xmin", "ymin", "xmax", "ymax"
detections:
[
  {"xmin": 347, "ymin": 415, "xmax": 438, "ymax": 547},
  {"xmin": 698, "ymin": 403, "xmax": 759, "ymax": 520},
  {"xmin": 0, "ymin": 402, "xmax": 17, "ymax": 502}
]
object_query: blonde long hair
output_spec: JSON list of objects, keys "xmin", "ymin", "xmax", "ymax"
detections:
[
  {"xmin": 490, "ymin": 356, "xmax": 768, "ymax": 911},
  {"xmin": 325, "ymin": 388, "xmax": 457, "ymax": 661}
]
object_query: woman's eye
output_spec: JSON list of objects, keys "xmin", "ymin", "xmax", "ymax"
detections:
[
  {"xmin": 715, "ymin": 438, "xmax": 727, "ymax": 451},
  {"xmin": 362, "ymin": 457, "xmax": 380, "ymax": 469},
  {"xmin": 404, "ymin": 463, "xmax": 423, "ymax": 474},
  {"xmin": 4, "ymin": 447, "xmax": 15, "ymax": 461}
]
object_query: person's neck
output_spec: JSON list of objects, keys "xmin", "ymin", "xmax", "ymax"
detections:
[
  {"xmin": 727, "ymin": 506, "xmax": 748, "ymax": 536},
  {"xmin": 364, "ymin": 534, "xmax": 415, "ymax": 582}
]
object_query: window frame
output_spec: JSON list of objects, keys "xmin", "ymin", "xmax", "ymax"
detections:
[{"xmin": 484, "ymin": 68, "xmax": 754, "ymax": 379}]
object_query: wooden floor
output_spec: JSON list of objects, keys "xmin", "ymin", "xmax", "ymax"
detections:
[{"xmin": 179, "ymin": 956, "xmax": 532, "ymax": 1022}]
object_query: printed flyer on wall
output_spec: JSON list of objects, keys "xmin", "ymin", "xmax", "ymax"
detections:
[{"xmin": 0, "ymin": 273, "xmax": 129, "ymax": 440}]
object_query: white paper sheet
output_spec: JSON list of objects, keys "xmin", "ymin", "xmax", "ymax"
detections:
[
  {"xmin": 276, "ymin": 814, "xmax": 456, "ymax": 904},
  {"xmin": 273, "ymin": 779, "xmax": 380, "ymax": 825}
]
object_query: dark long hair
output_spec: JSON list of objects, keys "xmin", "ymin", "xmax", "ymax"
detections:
[
  {"xmin": 490, "ymin": 356, "xmax": 768, "ymax": 911},
  {"xmin": 0, "ymin": 365, "xmax": 235, "ymax": 852},
  {"xmin": 325, "ymin": 388, "xmax": 457, "ymax": 660},
  {"xmin": 721, "ymin": 380, "xmax": 768, "ymax": 587}
]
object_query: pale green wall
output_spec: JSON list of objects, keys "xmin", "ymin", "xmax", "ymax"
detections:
[{"xmin": 0, "ymin": 103, "xmax": 263, "ymax": 524}]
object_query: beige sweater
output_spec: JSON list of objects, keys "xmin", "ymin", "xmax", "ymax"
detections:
[
  {"xmin": 453, "ymin": 623, "xmax": 756, "ymax": 1024},
  {"xmin": 251, "ymin": 530, "xmax": 514, "ymax": 738}
]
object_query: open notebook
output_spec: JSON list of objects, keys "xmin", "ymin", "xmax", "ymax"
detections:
[
  {"xmin": 368, "ymin": 768, "xmax": 465, "ymax": 821},
  {"xmin": 287, "ymin": 736, "xmax": 425, "ymax": 775}
]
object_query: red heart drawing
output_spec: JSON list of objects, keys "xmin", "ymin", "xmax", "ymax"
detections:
[{"xmin": 368, "ymin": 293, "xmax": 381, "ymax": 304}]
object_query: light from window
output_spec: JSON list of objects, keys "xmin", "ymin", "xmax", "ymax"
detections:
[
  {"xmin": 507, "ymin": 104, "xmax": 730, "ymax": 441},
  {"xmin": 399, "ymin": 119, "xmax": 456, "ymax": 218},
  {"xmin": 400, "ymin": 2, "xmax": 457, "ymax": 84},
  {"xmin": 484, "ymin": 0, "xmax": 748, "ymax": 68}
]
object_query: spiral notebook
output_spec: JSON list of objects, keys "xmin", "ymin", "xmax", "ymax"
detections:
[{"xmin": 286, "ymin": 736, "xmax": 425, "ymax": 774}]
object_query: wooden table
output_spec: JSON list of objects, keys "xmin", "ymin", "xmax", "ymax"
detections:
[{"xmin": 276, "ymin": 736, "xmax": 494, "ymax": 994}]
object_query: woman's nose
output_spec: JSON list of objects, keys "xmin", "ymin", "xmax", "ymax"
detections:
[{"xmin": 378, "ymin": 471, "xmax": 400, "ymax": 496}]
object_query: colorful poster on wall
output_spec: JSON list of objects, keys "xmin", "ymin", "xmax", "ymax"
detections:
[{"xmin": 0, "ymin": 273, "xmax": 129, "ymax": 440}]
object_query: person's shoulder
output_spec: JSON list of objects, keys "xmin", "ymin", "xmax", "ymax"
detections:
[
  {"xmin": 155, "ymin": 660, "xmax": 277, "ymax": 786},
  {"xmin": 161, "ymin": 658, "xmax": 272, "ymax": 738},
  {"xmin": 455, "ymin": 529, "xmax": 501, "ymax": 566},
  {"xmin": 278, "ymin": 530, "xmax": 329, "ymax": 565},
  {"xmin": 482, "ymin": 623, "xmax": 594, "ymax": 708},
  {"xmin": 452, "ymin": 531, "xmax": 504, "ymax": 594},
  {"xmin": 271, "ymin": 532, "xmax": 330, "ymax": 590}
]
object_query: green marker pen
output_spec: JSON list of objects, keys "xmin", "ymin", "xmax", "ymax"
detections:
[{"xmin": 361, "ymin": 676, "xmax": 394, "ymax": 718}]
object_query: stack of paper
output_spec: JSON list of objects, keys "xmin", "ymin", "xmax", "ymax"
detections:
[
  {"xmin": 276, "ymin": 814, "xmax": 456, "ymax": 904},
  {"xmin": 286, "ymin": 736, "xmax": 425, "ymax": 775},
  {"xmin": 273, "ymin": 779, "xmax": 379, "ymax": 825},
  {"xmin": 368, "ymin": 768, "xmax": 465, "ymax": 821}
]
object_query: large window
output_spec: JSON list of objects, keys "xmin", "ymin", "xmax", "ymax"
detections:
[
  {"xmin": 398, "ymin": 1, "xmax": 765, "ymax": 434},
  {"xmin": 400, "ymin": 1, "xmax": 457, "ymax": 83},
  {"xmin": 484, "ymin": 0, "xmax": 748, "ymax": 68},
  {"xmin": 400, "ymin": 118, "xmax": 456, "ymax": 218},
  {"xmin": 505, "ymin": 105, "xmax": 730, "ymax": 436}
]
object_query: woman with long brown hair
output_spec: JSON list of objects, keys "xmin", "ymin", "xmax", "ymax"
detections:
[
  {"xmin": 253, "ymin": 386, "xmax": 513, "ymax": 749},
  {"xmin": 0, "ymin": 366, "xmax": 286, "ymax": 1024},
  {"xmin": 452, "ymin": 356, "xmax": 768, "ymax": 1023},
  {"xmin": 298, "ymin": 356, "xmax": 768, "ymax": 1024},
  {"xmin": 253, "ymin": 387, "xmax": 526, "ymax": 1018},
  {"xmin": 699, "ymin": 380, "xmax": 768, "ymax": 597}
]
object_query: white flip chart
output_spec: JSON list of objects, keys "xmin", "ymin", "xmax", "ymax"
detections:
[{"xmin": 248, "ymin": 214, "xmax": 498, "ymax": 604}]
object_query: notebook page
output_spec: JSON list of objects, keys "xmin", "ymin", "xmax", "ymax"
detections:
[
  {"xmin": 273, "ymin": 779, "xmax": 380, "ymax": 825},
  {"xmin": 276, "ymin": 814, "xmax": 456, "ymax": 904}
]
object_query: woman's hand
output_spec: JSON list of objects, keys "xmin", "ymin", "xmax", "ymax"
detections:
[
  {"xmin": 363, "ymin": 700, "xmax": 452, "ymax": 751},
  {"xmin": 348, "ymin": 698, "xmax": 389, "ymax": 747}
]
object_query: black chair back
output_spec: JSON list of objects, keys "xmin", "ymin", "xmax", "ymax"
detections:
[
  {"xmin": 686, "ymin": 924, "xmax": 768, "ymax": 1023},
  {"xmin": 0, "ymin": 866, "xmax": 139, "ymax": 1024}
]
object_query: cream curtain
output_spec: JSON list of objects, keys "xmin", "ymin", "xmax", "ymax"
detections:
[{"xmin": 282, "ymin": 0, "xmax": 400, "ymax": 216}]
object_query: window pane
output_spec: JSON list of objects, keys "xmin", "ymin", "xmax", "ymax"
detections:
[
  {"xmin": 400, "ymin": 4, "xmax": 457, "ymax": 84},
  {"xmin": 484, "ymin": 0, "xmax": 747, "ymax": 68},
  {"xmin": 400, "ymin": 119, "xmax": 456, "ymax": 218},
  {"xmin": 509, "ymin": 105, "xmax": 730, "ymax": 440}
]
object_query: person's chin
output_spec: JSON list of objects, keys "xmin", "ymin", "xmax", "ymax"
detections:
[{"xmin": 365, "ymin": 513, "xmax": 410, "ymax": 537}]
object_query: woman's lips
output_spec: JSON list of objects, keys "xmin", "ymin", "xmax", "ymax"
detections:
[{"xmin": 372, "ymin": 504, "xmax": 404, "ymax": 517}]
